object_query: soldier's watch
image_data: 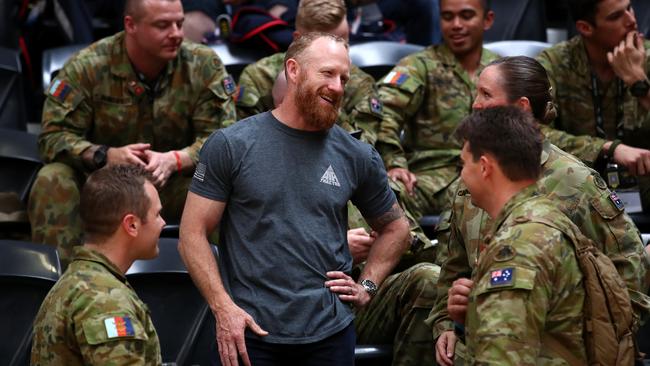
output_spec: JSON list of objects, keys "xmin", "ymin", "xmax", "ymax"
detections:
[
  {"xmin": 360, "ymin": 279, "xmax": 378, "ymax": 297},
  {"xmin": 93, "ymin": 145, "xmax": 109, "ymax": 169},
  {"xmin": 629, "ymin": 79, "xmax": 650, "ymax": 97}
]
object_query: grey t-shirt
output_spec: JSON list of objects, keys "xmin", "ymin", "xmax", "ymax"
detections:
[{"xmin": 190, "ymin": 111, "xmax": 396, "ymax": 344}]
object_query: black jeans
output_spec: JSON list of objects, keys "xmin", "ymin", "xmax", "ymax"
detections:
[{"xmin": 215, "ymin": 322, "xmax": 356, "ymax": 366}]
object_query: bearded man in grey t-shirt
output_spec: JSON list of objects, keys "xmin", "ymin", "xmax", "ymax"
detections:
[{"xmin": 179, "ymin": 32, "xmax": 411, "ymax": 366}]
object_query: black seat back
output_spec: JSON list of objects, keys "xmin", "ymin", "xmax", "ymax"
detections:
[
  {"xmin": 0, "ymin": 129, "xmax": 42, "ymax": 203},
  {"xmin": 126, "ymin": 238, "xmax": 219, "ymax": 365},
  {"xmin": 0, "ymin": 47, "xmax": 26, "ymax": 131},
  {"xmin": 209, "ymin": 43, "xmax": 266, "ymax": 82},
  {"xmin": 0, "ymin": 240, "xmax": 61, "ymax": 366},
  {"xmin": 485, "ymin": 0, "xmax": 547, "ymax": 42},
  {"xmin": 349, "ymin": 41, "xmax": 424, "ymax": 80}
]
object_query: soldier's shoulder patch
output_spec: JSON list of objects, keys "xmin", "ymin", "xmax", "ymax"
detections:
[
  {"xmin": 593, "ymin": 173, "xmax": 608, "ymax": 190},
  {"xmin": 49, "ymin": 79, "xmax": 73, "ymax": 104},
  {"xmin": 233, "ymin": 85, "xmax": 244, "ymax": 103},
  {"xmin": 609, "ymin": 192, "xmax": 625, "ymax": 211},
  {"xmin": 489, "ymin": 267, "xmax": 514, "ymax": 287},
  {"xmin": 382, "ymin": 71, "xmax": 409, "ymax": 86},
  {"xmin": 494, "ymin": 245, "xmax": 516, "ymax": 262},
  {"xmin": 222, "ymin": 75, "xmax": 236, "ymax": 95},
  {"xmin": 369, "ymin": 96, "xmax": 383, "ymax": 117},
  {"xmin": 104, "ymin": 315, "xmax": 135, "ymax": 338}
]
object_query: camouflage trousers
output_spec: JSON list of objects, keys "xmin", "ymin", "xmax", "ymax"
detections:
[
  {"xmin": 347, "ymin": 190, "xmax": 437, "ymax": 267},
  {"xmin": 28, "ymin": 162, "xmax": 191, "ymax": 267},
  {"xmin": 395, "ymin": 173, "xmax": 458, "ymax": 222},
  {"xmin": 355, "ymin": 263, "xmax": 440, "ymax": 366}
]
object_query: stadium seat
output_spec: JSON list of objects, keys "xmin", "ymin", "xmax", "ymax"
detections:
[
  {"xmin": 209, "ymin": 43, "xmax": 266, "ymax": 82},
  {"xmin": 634, "ymin": 0, "xmax": 650, "ymax": 38},
  {"xmin": 484, "ymin": 40, "xmax": 552, "ymax": 58},
  {"xmin": 0, "ymin": 239, "xmax": 61, "ymax": 366},
  {"xmin": 0, "ymin": 47, "xmax": 27, "ymax": 131},
  {"xmin": 41, "ymin": 44, "xmax": 87, "ymax": 92},
  {"xmin": 126, "ymin": 237, "xmax": 219, "ymax": 365},
  {"xmin": 349, "ymin": 41, "xmax": 424, "ymax": 80},
  {"xmin": 0, "ymin": 129, "xmax": 42, "ymax": 203},
  {"xmin": 484, "ymin": 0, "xmax": 547, "ymax": 42},
  {"xmin": 355, "ymin": 344, "xmax": 392, "ymax": 366}
]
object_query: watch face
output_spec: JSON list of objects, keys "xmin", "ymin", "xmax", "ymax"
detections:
[
  {"xmin": 93, "ymin": 146, "xmax": 108, "ymax": 168},
  {"xmin": 631, "ymin": 80, "xmax": 650, "ymax": 97},
  {"xmin": 361, "ymin": 279, "xmax": 378, "ymax": 296}
]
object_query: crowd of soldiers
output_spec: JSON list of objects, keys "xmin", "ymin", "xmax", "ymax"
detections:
[{"xmin": 26, "ymin": 0, "xmax": 650, "ymax": 365}]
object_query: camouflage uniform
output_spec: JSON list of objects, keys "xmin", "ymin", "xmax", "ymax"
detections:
[
  {"xmin": 538, "ymin": 36, "xmax": 650, "ymax": 209},
  {"xmin": 375, "ymin": 44, "xmax": 500, "ymax": 219},
  {"xmin": 464, "ymin": 185, "xmax": 587, "ymax": 365},
  {"xmin": 31, "ymin": 246, "xmax": 161, "ymax": 365},
  {"xmin": 428, "ymin": 141, "xmax": 649, "ymax": 363},
  {"xmin": 236, "ymin": 52, "xmax": 383, "ymax": 145},
  {"xmin": 28, "ymin": 31, "xmax": 236, "ymax": 265},
  {"xmin": 355, "ymin": 263, "xmax": 440, "ymax": 366}
]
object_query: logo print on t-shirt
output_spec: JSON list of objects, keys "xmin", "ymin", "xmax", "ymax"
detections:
[
  {"xmin": 194, "ymin": 162, "xmax": 207, "ymax": 182},
  {"xmin": 320, "ymin": 165, "xmax": 340, "ymax": 187}
]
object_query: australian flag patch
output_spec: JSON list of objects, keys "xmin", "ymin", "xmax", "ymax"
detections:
[
  {"xmin": 222, "ymin": 75, "xmax": 236, "ymax": 95},
  {"xmin": 489, "ymin": 267, "xmax": 514, "ymax": 287},
  {"xmin": 609, "ymin": 192, "xmax": 624, "ymax": 211}
]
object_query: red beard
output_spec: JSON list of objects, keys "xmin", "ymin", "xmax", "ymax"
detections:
[{"xmin": 295, "ymin": 74, "xmax": 342, "ymax": 130}]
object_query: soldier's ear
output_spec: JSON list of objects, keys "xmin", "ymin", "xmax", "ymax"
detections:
[
  {"xmin": 575, "ymin": 20, "xmax": 594, "ymax": 38},
  {"xmin": 124, "ymin": 15, "xmax": 136, "ymax": 34},
  {"xmin": 122, "ymin": 214, "xmax": 139, "ymax": 237}
]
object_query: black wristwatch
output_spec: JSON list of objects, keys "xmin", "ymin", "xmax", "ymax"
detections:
[
  {"xmin": 93, "ymin": 145, "xmax": 109, "ymax": 169},
  {"xmin": 629, "ymin": 79, "xmax": 650, "ymax": 97},
  {"xmin": 360, "ymin": 279, "xmax": 378, "ymax": 297}
]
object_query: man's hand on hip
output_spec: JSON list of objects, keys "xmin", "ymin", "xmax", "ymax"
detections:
[{"xmin": 215, "ymin": 302, "xmax": 268, "ymax": 366}]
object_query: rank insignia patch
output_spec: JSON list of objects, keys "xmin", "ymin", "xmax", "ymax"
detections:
[{"xmin": 490, "ymin": 268, "xmax": 514, "ymax": 287}]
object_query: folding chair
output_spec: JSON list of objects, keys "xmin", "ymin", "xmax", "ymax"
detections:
[
  {"xmin": 484, "ymin": 40, "xmax": 553, "ymax": 58},
  {"xmin": 0, "ymin": 47, "xmax": 27, "ymax": 130},
  {"xmin": 209, "ymin": 43, "xmax": 266, "ymax": 82},
  {"xmin": 484, "ymin": 0, "xmax": 547, "ymax": 42},
  {"xmin": 0, "ymin": 239, "xmax": 61, "ymax": 366},
  {"xmin": 349, "ymin": 41, "xmax": 424, "ymax": 80},
  {"xmin": 126, "ymin": 237, "xmax": 219, "ymax": 365},
  {"xmin": 41, "ymin": 44, "xmax": 87, "ymax": 92}
]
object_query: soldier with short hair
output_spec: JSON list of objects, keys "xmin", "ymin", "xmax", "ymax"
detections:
[
  {"xmin": 236, "ymin": 0, "xmax": 382, "ymax": 145},
  {"xmin": 28, "ymin": 0, "xmax": 236, "ymax": 266},
  {"xmin": 374, "ymin": 0, "xmax": 499, "ymax": 220},
  {"xmin": 429, "ymin": 56, "xmax": 648, "ymax": 366},
  {"xmin": 31, "ymin": 165, "xmax": 165, "ymax": 365},
  {"xmin": 537, "ymin": 0, "xmax": 650, "ymax": 210},
  {"xmin": 454, "ymin": 106, "xmax": 587, "ymax": 364}
]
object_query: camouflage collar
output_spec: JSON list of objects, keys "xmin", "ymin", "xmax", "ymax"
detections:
[
  {"xmin": 540, "ymin": 139, "xmax": 551, "ymax": 165},
  {"xmin": 109, "ymin": 31, "xmax": 177, "ymax": 83},
  {"xmin": 72, "ymin": 246, "xmax": 127, "ymax": 282},
  {"xmin": 569, "ymin": 36, "xmax": 592, "ymax": 80},
  {"xmin": 490, "ymin": 184, "xmax": 541, "ymax": 234},
  {"xmin": 434, "ymin": 44, "xmax": 499, "ymax": 80}
]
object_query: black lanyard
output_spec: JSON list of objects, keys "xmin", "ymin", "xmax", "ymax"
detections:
[{"xmin": 590, "ymin": 72, "xmax": 625, "ymax": 140}]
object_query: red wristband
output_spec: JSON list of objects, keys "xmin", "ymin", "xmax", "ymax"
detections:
[{"xmin": 173, "ymin": 151, "xmax": 182, "ymax": 174}]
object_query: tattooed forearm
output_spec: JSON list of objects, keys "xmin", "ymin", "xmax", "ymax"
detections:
[{"xmin": 367, "ymin": 202, "xmax": 405, "ymax": 231}]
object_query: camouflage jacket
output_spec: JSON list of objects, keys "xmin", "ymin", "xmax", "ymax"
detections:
[
  {"xmin": 31, "ymin": 246, "xmax": 161, "ymax": 366},
  {"xmin": 374, "ymin": 44, "xmax": 499, "ymax": 192},
  {"xmin": 465, "ymin": 184, "xmax": 587, "ymax": 365},
  {"xmin": 236, "ymin": 52, "xmax": 383, "ymax": 145},
  {"xmin": 428, "ymin": 141, "xmax": 649, "ymax": 339},
  {"xmin": 537, "ymin": 36, "xmax": 650, "ymax": 163},
  {"xmin": 39, "ymin": 31, "xmax": 237, "ymax": 171}
]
